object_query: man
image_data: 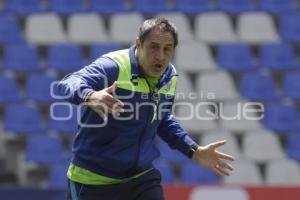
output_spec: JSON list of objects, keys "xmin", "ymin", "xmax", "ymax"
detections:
[{"xmin": 58, "ymin": 18, "xmax": 234, "ymax": 200}]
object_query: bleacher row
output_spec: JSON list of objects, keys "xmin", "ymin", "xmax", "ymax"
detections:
[{"xmin": 0, "ymin": 0, "xmax": 300, "ymax": 188}]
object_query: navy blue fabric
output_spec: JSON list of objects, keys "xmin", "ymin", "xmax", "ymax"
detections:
[{"xmin": 66, "ymin": 169, "xmax": 164, "ymax": 200}]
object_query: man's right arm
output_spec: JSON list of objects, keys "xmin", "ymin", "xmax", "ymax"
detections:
[{"xmin": 57, "ymin": 57, "xmax": 119, "ymax": 105}]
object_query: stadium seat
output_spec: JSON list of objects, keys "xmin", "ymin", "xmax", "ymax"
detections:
[
  {"xmin": 239, "ymin": 72, "xmax": 279, "ymax": 101},
  {"xmin": 286, "ymin": 132, "xmax": 300, "ymax": 161},
  {"xmin": 217, "ymin": 43, "xmax": 256, "ymax": 71},
  {"xmin": 263, "ymin": 103, "xmax": 298, "ymax": 132},
  {"xmin": 25, "ymin": 13, "xmax": 67, "ymax": 45},
  {"xmin": 0, "ymin": 75, "xmax": 20, "ymax": 103},
  {"xmin": 257, "ymin": 0, "xmax": 296, "ymax": 14},
  {"xmin": 109, "ymin": 13, "xmax": 144, "ymax": 44},
  {"xmin": 132, "ymin": 0, "xmax": 172, "ymax": 14},
  {"xmin": 243, "ymin": 133, "xmax": 285, "ymax": 162},
  {"xmin": 155, "ymin": 13, "xmax": 194, "ymax": 42},
  {"xmin": 48, "ymin": 0, "xmax": 86, "ymax": 15},
  {"xmin": 283, "ymin": 71, "xmax": 300, "ymax": 100},
  {"xmin": 175, "ymin": 101, "xmax": 219, "ymax": 133},
  {"xmin": 157, "ymin": 139, "xmax": 187, "ymax": 163},
  {"xmin": 48, "ymin": 104, "xmax": 78, "ymax": 133},
  {"xmin": 259, "ymin": 43, "xmax": 299, "ymax": 70},
  {"xmin": 5, "ymin": 0, "xmax": 44, "ymax": 15},
  {"xmin": 175, "ymin": 72, "xmax": 195, "ymax": 101},
  {"xmin": 196, "ymin": 71, "xmax": 239, "ymax": 101},
  {"xmin": 26, "ymin": 134, "xmax": 65, "ymax": 163},
  {"xmin": 237, "ymin": 12, "xmax": 279, "ymax": 44},
  {"xmin": 0, "ymin": 14, "xmax": 24, "ymax": 44},
  {"xmin": 47, "ymin": 44, "xmax": 85, "ymax": 72},
  {"xmin": 25, "ymin": 73, "xmax": 57, "ymax": 102},
  {"xmin": 219, "ymin": 101, "xmax": 262, "ymax": 133},
  {"xmin": 153, "ymin": 160, "xmax": 175, "ymax": 183},
  {"xmin": 265, "ymin": 159, "xmax": 300, "ymax": 185},
  {"xmin": 180, "ymin": 161, "xmax": 219, "ymax": 184},
  {"xmin": 195, "ymin": 12, "xmax": 237, "ymax": 43},
  {"xmin": 4, "ymin": 104, "xmax": 44, "ymax": 134},
  {"xmin": 174, "ymin": 0, "xmax": 214, "ymax": 14},
  {"xmin": 48, "ymin": 160, "xmax": 69, "ymax": 188},
  {"xmin": 3, "ymin": 44, "xmax": 42, "ymax": 72},
  {"xmin": 223, "ymin": 160, "xmax": 263, "ymax": 185},
  {"xmin": 175, "ymin": 42, "xmax": 217, "ymax": 72},
  {"xmin": 67, "ymin": 13, "xmax": 108, "ymax": 44},
  {"xmin": 217, "ymin": 0, "xmax": 253, "ymax": 14},
  {"xmin": 279, "ymin": 13, "xmax": 300, "ymax": 42},
  {"xmin": 201, "ymin": 132, "xmax": 241, "ymax": 159},
  {"xmin": 89, "ymin": 43, "xmax": 121, "ymax": 62},
  {"xmin": 90, "ymin": 0, "xmax": 129, "ymax": 14}
]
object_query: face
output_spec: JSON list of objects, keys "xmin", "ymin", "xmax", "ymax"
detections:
[{"xmin": 136, "ymin": 29, "xmax": 175, "ymax": 78}]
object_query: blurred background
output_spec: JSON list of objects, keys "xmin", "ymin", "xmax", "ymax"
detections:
[{"xmin": 0, "ymin": 0, "xmax": 300, "ymax": 199}]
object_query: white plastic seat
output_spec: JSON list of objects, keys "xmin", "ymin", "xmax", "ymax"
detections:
[
  {"xmin": 219, "ymin": 101, "xmax": 262, "ymax": 132},
  {"xmin": 237, "ymin": 12, "xmax": 279, "ymax": 44},
  {"xmin": 223, "ymin": 160, "xmax": 263, "ymax": 185},
  {"xmin": 155, "ymin": 13, "xmax": 194, "ymax": 42},
  {"xmin": 243, "ymin": 133, "xmax": 285, "ymax": 162},
  {"xmin": 195, "ymin": 13, "xmax": 237, "ymax": 44},
  {"xmin": 109, "ymin": 13, "xmax": 144, "ymax": 44},
  {"xmin": 191, "ymin": 187, "xmax": 249, "ymax": 200},
  {"xmin": 196, "ymin": 71, "xmax": 239, "ymax": 101},
  {"xmin": 175, "ymin": 72, "xmax": 195, "ymax": 102},
  {"xmin": 175, "ymin": 41, "xmax": 217, "ymax": 72},
  {"xmin": 67, "ymin": 13, "xmax": 108, "ymax": 44},
  {"xmin": 25, "ymin": 13, "xmax": 67, "ymax": 45},
  {"xmin": 201, "ymin": 131, "xmax": 241, "ymax": 159},
  {"xmin": 175, "ymin": 102, "xmax": 218, "ymax": 133},
  {"xmin": 265, "ymin": 159, "xmax": 300, "ymax": 185}
]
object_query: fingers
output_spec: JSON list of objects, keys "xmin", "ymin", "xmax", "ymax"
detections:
[
  {"xmin": 216, "ymin": 150, "xmax": 235, "ymax": 161},
  {"xmin": 210, "ymin": 140, "xmax": 227, "ymax": 149},
  {"xmin": 213, "ymin": 161, "xmax": 233, "ymax": 177}
]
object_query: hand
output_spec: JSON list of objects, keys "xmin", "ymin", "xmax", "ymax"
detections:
[
  {"xmin": 86, "ymin": 82, "xmax": 124, "ymax": 121},
  {"xmin": 192, "ymin": 140, "xmax": 235, "ymax": 177}
]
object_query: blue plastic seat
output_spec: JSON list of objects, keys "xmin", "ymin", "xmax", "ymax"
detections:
[
  {"xmin": 49, "ymin": 104, "xmax": 78, "ymax": 133},
  {"xmin": 26, "ymin": 134, "xmax": 64, "ymax": 163},
  {"xmin": 48, "ymin": 0, "xmax": 86, "ymax": 15},
  {"xmin": 180, "ymin": 162, "xmax": 219, "ymax": 184},
  {"xmin": 133, "ymin": 0, "xmax": 172, "ymax": 14},
  {"xmin": 90, "ymin": 0, "xmax": 128, "ymax": 14},
  {"xmin": 48, "ymin": 160, "xmax": 69, "ymax": 188},
  {"xmin": 260, "ymin": 43, "xmax": 299, "ymax": 70},
  {"xmin": 0, "ymin": 76, "xmax": 20, "ymax": 103},
  {"xmin": 47, "ymin": 44, "xmax": 84, "ymax": 72},
  {"xmin": 257, "ymin": 0, "xmax": 296, "ymax": 14},
  {"xmin": 286, "ymin": 132, "xmax": 300, "ymax": 161},
  {"xmin": 283, "ymin": 72, "xmax": 300, "ymax": 100},
  {"xmin": 175, "ymin": 0, "xmax": 214, "ymax": 14},
  {"xmin": 239, "ymin": 73, "xmax": 279, "ymax": 101},
  {"xmin": 5, "ymin": 0, "xmax": 44, "ymax": 14},
  {"xmin": 0, "ymin": 14, "xmax": 24, "ymax": 44},
  {"xmin": 25, "ymin": 74, "xmax": 57, "ymax": 102},
  {"xmin": 217, "ymin": 43, "xmax": 256, "ymax": 71},
  {"xmin": 153, "ymin": 160, "xmax": 175, "ymax": 184},
  {"xmin": 3, "ymin": 44, "xmax": 42, "ymax": 72},
  {"xmin": 4, "ymin": 104, "xmax": 44, "ymax": 134},
  {"xmin": 89, "ymin": 43, "xmax": 121, "ymax": 62},
  {"xmin": 216, "ymin": 0, "xmax": 253, "ymax": 14},
  {"xmin": 279, "ymin": 13, "xmax": 300, "ymax": 42},
  {"xmin": 263, "ymin": 103, "xmax": 298, "ymax": 132},
  {"xmin": 157, "ymin": 139, "xmax": 187, "ymax": 163}
]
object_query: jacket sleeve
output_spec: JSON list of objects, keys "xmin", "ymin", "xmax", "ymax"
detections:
[
  {"xmin": 57, "ymin": 57, "xmax": 119, "ymax": 105},
  {"xmin": 157, "ymin": 100, "xmax": 197, "ymax": 156}
]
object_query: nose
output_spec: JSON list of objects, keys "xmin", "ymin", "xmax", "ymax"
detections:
[{"xmin": 155, "ymin": 48, "xmax": 164, "ymax": 62}]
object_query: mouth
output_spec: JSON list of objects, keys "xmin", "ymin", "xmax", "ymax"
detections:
[{"xmin": 153, "ymin": 64, "xmax": 164, "ymax": 72}]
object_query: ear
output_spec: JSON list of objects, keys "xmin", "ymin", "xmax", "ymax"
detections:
[{"xmin": 135, "ymin": 37, "xmax": 141, "ymax": 49}]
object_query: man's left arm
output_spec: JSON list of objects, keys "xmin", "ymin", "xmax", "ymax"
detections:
[{"xmin": 157, "ymin": 112, "xmax": 235, "ymax": 176}]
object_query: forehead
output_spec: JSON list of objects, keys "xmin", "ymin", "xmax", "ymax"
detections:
[{"xmin": 144, "ymin": 29, "xmax": 174, "ymax": 46}]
